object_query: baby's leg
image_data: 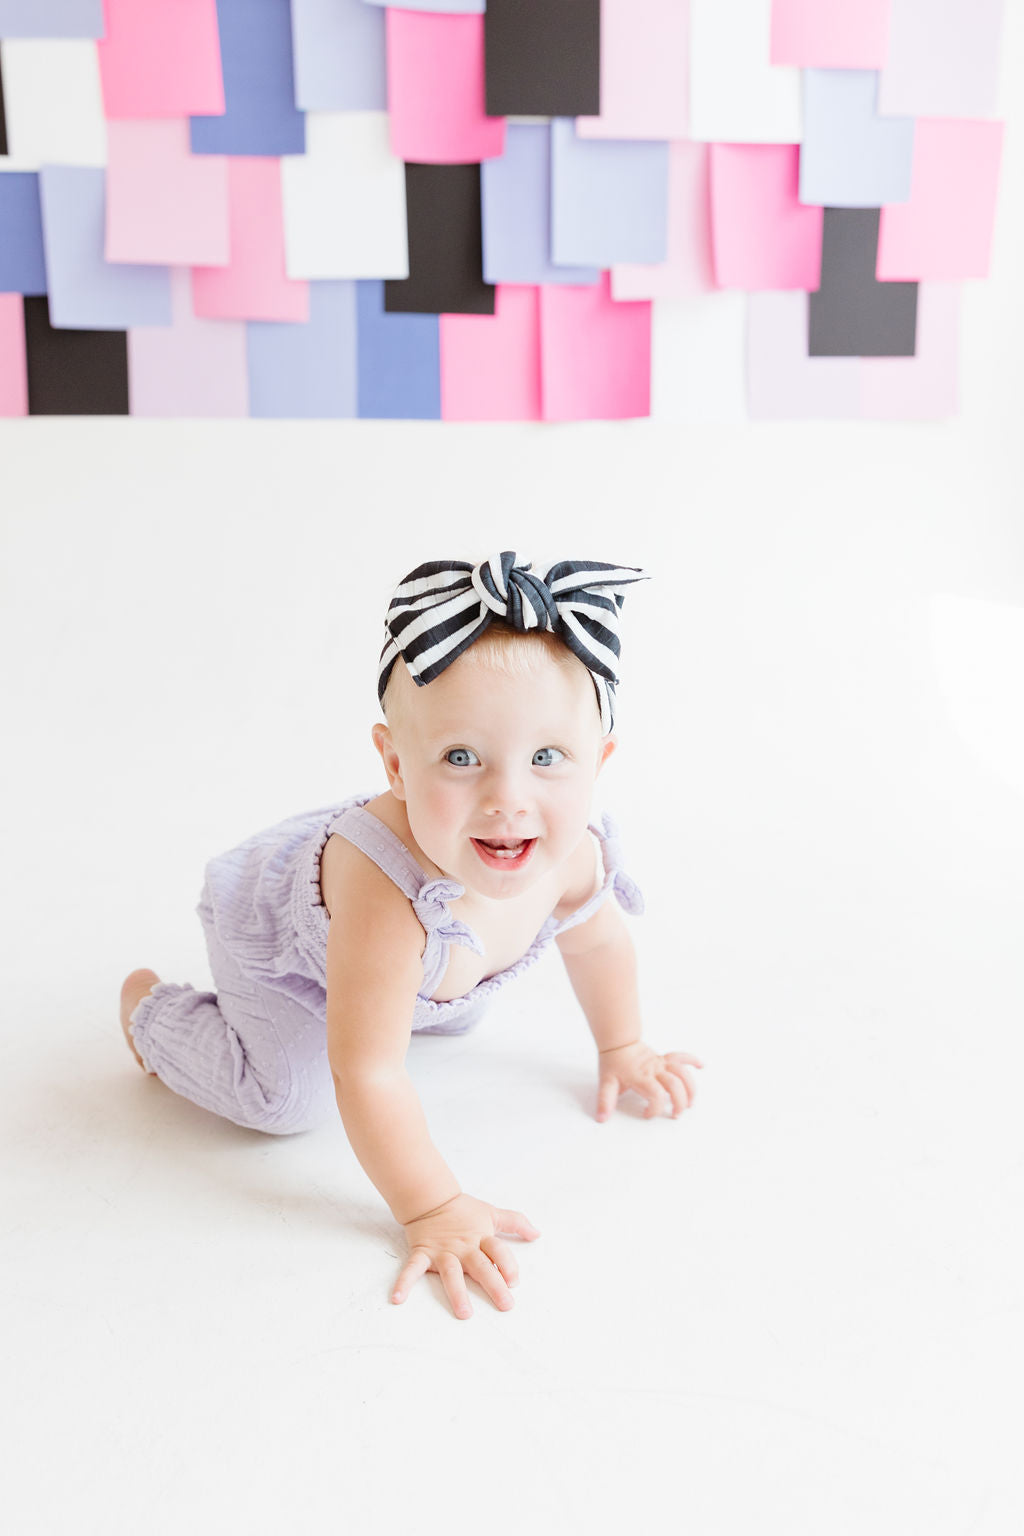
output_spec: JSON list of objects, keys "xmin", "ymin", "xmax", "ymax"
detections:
[{"xmin": 122, "ymin": 928, "xmax": 335, "ymax": 1136}]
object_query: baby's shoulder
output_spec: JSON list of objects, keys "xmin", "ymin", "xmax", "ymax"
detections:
[{"xmin": 320, "ymin": 826, "xmax": 426, "ymax": 958}]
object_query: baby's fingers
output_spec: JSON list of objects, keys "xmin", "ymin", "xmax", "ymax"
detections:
[
  {"xmin": 391, "ymin": 1248, "xmax": 431, "ymax": 1305},
  {"xmin": 596, "ymin": 1078, "xmax": 620, "ymax": 1122},
  {"xmin": 492, "ymin": 1206, "xmax": 542, "ymax": 1240}
]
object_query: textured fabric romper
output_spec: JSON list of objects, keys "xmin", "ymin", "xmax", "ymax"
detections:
[{"xmin": 128, "ymin": 792, "xmax": 644, "ymax": 1135}]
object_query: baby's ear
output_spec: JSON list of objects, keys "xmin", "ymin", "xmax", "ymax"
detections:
[
  {"xmin": 371, "ymin": 723, "xmax": 406, "ymax": 799},
  {"xmin": 597, "ymin": 734, "xmax": 618, "ymax": 773}
]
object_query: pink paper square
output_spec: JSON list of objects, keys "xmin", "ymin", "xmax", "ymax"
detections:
[
  {"xmin": 877, "ymin": 118, "xmax": 1004, "ymax": 281},
  {"xmin": 861, "ymin": 282, "xmax": 959, "ymax": 418},
  {"xmin": 128, "ymin": 268, "xmax": 249, "ymax": 417},
  {"xmin": 613, "ymin": 141, "xmax": 714, "ymax": 299},
  {"xmin": 770, "ymin": 0, "xmax": 891, "ymax": 69},
  {"xmin": 540, "ymin": 273, "xmax": 651, "ymax": 421},
  {"xmin": 97, "ymin": 0, "xmax": 224, "ymax": 119},
  {"xmin": 192, "ymin": 159, "xmax": 309, "ymax": 323},
  {"xmin": 747, "ymin": 291, "xmax": 862, "ymax": 418},
  {"xmin": 440, "ymin": 285, "xmax": 540, "ymax": 420},
  {"xmin": 0, "ymin": 295, "xmax": 28, "ymax": 417},
  {"xmin": 387, "ymin": 10, "xmax": 505, "ymax": 164},
  {"xmin": 105, "ymin": 120, "xmax": 230, "ymax": 267},
  {"xmin": 576, "ymin": 0, "xmax": 689, "ymax": 141},
  {"xmin": 710, "ymin": 144, "xmax": 823, "ymax": 290}
]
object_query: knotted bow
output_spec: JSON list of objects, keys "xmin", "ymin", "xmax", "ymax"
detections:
[
  {"xmin": 378, "ymin": 552, "xmax": 649, "ymax": 733},
  {"xmin": 412, "ymin": 878, "xmax": 486, "ymax": 957},
  {"xmin": 592, "ymin": 811, "xmax": 646, "ymax": 916}
]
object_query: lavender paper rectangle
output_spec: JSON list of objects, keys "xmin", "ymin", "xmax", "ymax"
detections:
[
  {"xmin": 0, "ymin": 171, "xmax": 47, "ymax": 293},
  {"xmin": 0, "ymin": 2, "xmax": 104, "ymax": 37},
  {"xmin": 356, "ymin": 278, "xmax": 439, "ymax": 418},
  {"xmin": 799, "ymin": 70, "xmax": 915, "ymax": 208},
  {"xmin": 290, "ymin": 0, "xmax": 386, "ymax": 112},
  {"xmin": 550, "ymin": 119, "xmax": 669, "ymax": 268},
  {"xmin": 247, "ymin": 280, "xmax": 357, "ymax": 416},
  {"xmin": 38, "ymin": 166, "xmax": 172, "ymax": 330},
  {"xmin": 481, "ymin": 123, "xmax": 598, "ymax": 286},
  {"xmin": 190, "ymin": 0, "xmax": 305, "ymax": 157}
]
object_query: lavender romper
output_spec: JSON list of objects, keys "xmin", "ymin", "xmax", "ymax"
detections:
[{"xmin": 128, "ymin": 792, "xmax": 644, "ymax": 1135}]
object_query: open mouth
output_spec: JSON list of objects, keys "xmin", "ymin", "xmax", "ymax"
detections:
[{"xmin": 470, "ymin": 837, "xmax": 537, "ymax": 870}]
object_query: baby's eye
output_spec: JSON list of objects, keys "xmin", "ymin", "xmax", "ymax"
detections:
[
  {"xmin": 532, "ymin": 747, "xmax": 565, "ymax": 767},
  {"xmin": 444, "ymin": 748, "xmax": 480, "ymax": 767}
]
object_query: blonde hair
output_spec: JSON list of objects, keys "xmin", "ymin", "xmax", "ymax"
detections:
[{"xmin": 380, "ymin": 622, "xmax": 598, "ymax": 734}]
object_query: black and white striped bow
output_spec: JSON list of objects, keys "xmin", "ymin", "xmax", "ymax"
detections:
[{"xmin": 377, "ymin": 552, "xmax": 649, "ymax": 734}]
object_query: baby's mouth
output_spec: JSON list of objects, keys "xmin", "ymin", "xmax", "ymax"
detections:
[{"xmin": 471, "ymin": 837, "xmax": 537, "ymax": 866}]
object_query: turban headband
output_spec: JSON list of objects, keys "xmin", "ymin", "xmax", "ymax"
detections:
[{"xmin": 378, "ymin": 552, "xmax": 649, "ymax": 735}]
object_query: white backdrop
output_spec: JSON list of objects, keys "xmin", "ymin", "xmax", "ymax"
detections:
[{"xmin": 2, "ymin": 14, "xmax": 1023, "ymax": 1536}]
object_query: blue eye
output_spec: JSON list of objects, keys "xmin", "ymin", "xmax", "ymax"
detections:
[
  {"xmin": 533, "ymin": 747, "xmax": 565, "ymax": 767},
  {"xmin": 445, "ymin": 748, "xmax": 480, "ymax": 767}
]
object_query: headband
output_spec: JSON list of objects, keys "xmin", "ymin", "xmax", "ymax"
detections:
[{"xmin": 377, "ymin": 552, "xmax": 649, "ymax": 734}]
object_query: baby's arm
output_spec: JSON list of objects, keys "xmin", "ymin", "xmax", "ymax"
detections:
[
  {"xmin": 555, "ymin": 897, "xmax": 703, "ymax": 1121},
  {"xmin": 325, "ymin": 842, "xmax": 540, "ymax": 1318}
]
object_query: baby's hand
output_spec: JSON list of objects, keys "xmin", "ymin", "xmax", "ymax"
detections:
[
  {"xmin": 596, "ymin": 1043, "xmax": 704, "ymax": 1122},
  {"xmin": 393, "ymin": 1192, "xmax": 541, "ymax": 1320}
]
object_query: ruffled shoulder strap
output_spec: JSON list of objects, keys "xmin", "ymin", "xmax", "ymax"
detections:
[
  {"xmin": 550, "ymin": 809, "xmax": 645, "ymax": 938},
  {"xmin": 326, "ymin": 802, "xmax": 484, "ymax": 994}
]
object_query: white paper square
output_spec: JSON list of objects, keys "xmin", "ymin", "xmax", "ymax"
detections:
[
  {"xmin": 689, "ymin": 0, "xmax": 801, "ymax": 144},
  {"xmin": 650, "ymin": 292, "xmax": 748, "ymax": 422},
  {"xmin": 0, "ymin": 38, "xmax": 106, "ymax": 169},
  {"xmin": 280, "ymin": 112, "xmax": 408, "ymax": 281}
]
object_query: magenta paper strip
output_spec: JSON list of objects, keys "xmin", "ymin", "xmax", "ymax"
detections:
[
  {"xmin": 877, "ymin": 118, "xmax": 1004, "ymax": 281},
  {"xmin": 879, "ymin": 0, "xmax": 1004, "ymax": 119},
  {"xmin": 861, "ymin": 283, "xmax": 959, "ymax": 418},
  {"xmin": 192, "ymin": 159, "xmax": 309, "ymax": 322},
  {"xmin": 97, "ymin": 0, "xmax": 224, "ymax": 119},
  {"xmin": 0, "ymin": 295, "xmax": 28, "ymax": 416},
  {"xmin": 106, "ymin": 120, "xmax": 230, "ymax": 267},
  {"xmin": 128, "ymin": 267, "xmax": 249, "ymax": 417},
  {"xmin": 770, "ymin": 0, "xmax": 890, "ymax": 69},
  {"xmin": 613, "ymin": 141, "xmax": 713, "ymax": 299},
  {"xmin": 440, "ymin": 284, "xmax": 540, "ymax": 420},
  {"xmin": 540, "ymin": 272, "xmax": 651, "ymax": 420},
  {"xmin": 747, "ymin": 291, "xmax": 862, "ymax": 418},
  {"xmin": 386, "ymin": 10, "xmax": 504, "ymax": 164},
  {"xmin": 710, "ymin": 143, "xmax": 823, "ymax": 289},
  {"xmin": 576, "ymin": 0, "xmax": 689, "ymax": 141}
]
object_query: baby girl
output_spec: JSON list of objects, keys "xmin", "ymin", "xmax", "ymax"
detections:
[{"xmin": 119, "ymin": 552, "xmax": 703, "ymax": 1320}]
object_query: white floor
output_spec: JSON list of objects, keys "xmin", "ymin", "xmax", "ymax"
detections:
[{"xmin": 2, "ymin": 424, "xmax": 1023, "ymax": 1535}]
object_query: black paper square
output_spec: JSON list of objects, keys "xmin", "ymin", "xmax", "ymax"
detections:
[
  {"xmin": 384, "ymin": 163, "xmax": 495, "ymax": 317},
  {"xmin": 809, "ymin": 208, "xmax": 918, "ymax": 358},
  {"xmin": 485, "ymin": 0, "xmax": 600, "ymax": 118},
  {"xmin": 24, "ymin": 296, "xmax": 130, "ymax": 415}
]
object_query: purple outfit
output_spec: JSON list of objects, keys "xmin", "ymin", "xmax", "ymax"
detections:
[{"xmin": 128, "ymin": 792, "xmax": 644, "ymax": 1134}]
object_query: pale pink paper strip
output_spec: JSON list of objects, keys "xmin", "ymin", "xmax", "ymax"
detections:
[
  {"xmin": 860, "ymin": 282, "xmax": 959, "ymax": 418},
  {"xmin": 540, "ymin": 272, "xmax": 651, "ymax": 421},
  {"xmin": 770, "ymin": 0, "xmax": 890, "ymax": 69},
  {"xmin": 613, "ymin": 141, "xmax": 713, "ymax": 300},
  {"xmin": 192, "ymin": 159, "xmax": 309, "ymax": 322},
  {"xmin": 386, "ymin": 10, "xmax": 504, "ymax": 164},
  {"xmin": 576, "ymin": 0, "xmax": 689, "ymax": 141},
  {"xmin": 97, "ymin": 0, "xmax": 224, "ymax": 119},
  {"xmin": 711, "ymin": 143, "xmax": 823, "ymax": 290},
  {"xmin": 877, "ymin": 118, "xmax": 1004, "ymax": 281},
  {"xmin": 0, "ymin": 295, "xmax": 28, "ymax": 417},
  {"xmin": 105, "ymin": 120, "xmax": 230, "ymax": 267},
  {"xmin": 128, "ymin": 268, "xmax": 249, "ymax": 417},
  {"xmin": 440, "ymin": 285, "xmax": 541, "ymax": 420},
  {"xmin": 747, "ymin": 290, "xmax": 862, "ymax": 418},
  {"xmin": 879, "ymin": 0, "xmax": 1004, "ymax": 119}
]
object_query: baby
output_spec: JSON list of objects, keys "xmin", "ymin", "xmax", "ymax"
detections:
[{"xmin": 120, "ymin": 552, "xmax": 703, "ymax": 1320}]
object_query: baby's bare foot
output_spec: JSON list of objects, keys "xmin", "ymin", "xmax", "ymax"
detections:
[{"xmin": 120, "ymin": 969, "xmax": 160, "ymax": 1073}]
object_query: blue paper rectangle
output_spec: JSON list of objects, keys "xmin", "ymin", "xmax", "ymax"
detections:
[
  {"xmin": 247, "ymin": 281, "xmax": 357, "ymax": 417},
  {"xmin": 481, "ymin": 123, "xmax": 599, "ymax": 287},
  {"xmin": 550, "ymin": 119, "xmax": 670, "ymax": 268},
  {"xmin": 356, "ymin": 279, "xmax": 439, "ymax": 419},
  {"xmin": 0, "ymin": 1, "xmax": 104, "ymax": 37},
  {"xmin": 799, "ymin": 70, "xmax": 915, "ymax": 208},
  {"xmin": 0, "ymin": 172, "xmax": 47, "ymax": 294},
  {"xmin": 290, "ymin": 0, "xmax": 386, "ymax": 112},
  {"xmin": 190, "ymin": 0, "xmax": 305, "ymax": 157},
  {"xmin": 38, "ymin": 166, "xmax": 172, "ymax": 330}
]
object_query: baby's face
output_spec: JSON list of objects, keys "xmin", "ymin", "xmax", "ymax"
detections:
[{"xmin": 373, "ymin": 651, "xmax": 616, "ymax": 899}]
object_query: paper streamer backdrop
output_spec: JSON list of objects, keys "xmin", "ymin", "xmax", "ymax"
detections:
[{"xmin": 0, "ymin": 0, "xmax": 1008, "ymax": 421}]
